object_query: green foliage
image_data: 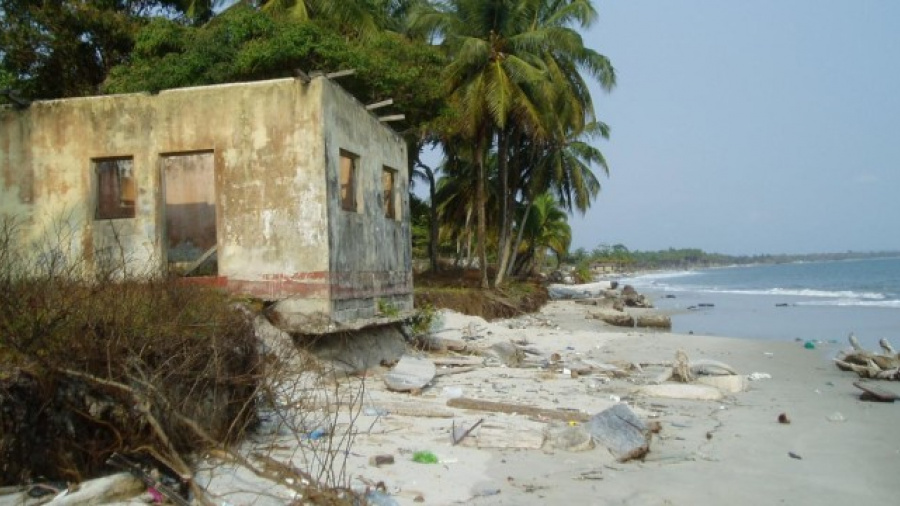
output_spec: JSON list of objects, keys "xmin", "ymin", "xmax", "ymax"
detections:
[
  {"xmin": 408, "ymin": 302, "xmax": 441, "ymax": 336},
  {"xmin": 0, "ymin": 1, "xmax": 201, "ymax": 100},
  {"xmin": 572, "ymin": 260, "xmax": 593, "ymax": 283},
  {"xmin": 410, "ymin": 193, "xmax": 431, "ymax": 260},
  {"xmin": 104, "ymin": 5, "xmax": 446, "ymax": 135},
  {"xmin": 376, "ymin": 298, "xmax": 400, "ymax": 317}
]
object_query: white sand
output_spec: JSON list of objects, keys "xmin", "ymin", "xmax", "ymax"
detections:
[{"xmin": 196, "ymin": 300, "xmax": 899, "ymax": 506}]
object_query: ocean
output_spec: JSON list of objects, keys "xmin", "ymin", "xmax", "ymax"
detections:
[{"xmin": 622, "ymin": 256, "xmax": 900, "ymax": 351}]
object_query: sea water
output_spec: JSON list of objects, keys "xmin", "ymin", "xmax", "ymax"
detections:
[{"xmin": 622, "ymin": 257, "xmax": 900, "ymax": 350}]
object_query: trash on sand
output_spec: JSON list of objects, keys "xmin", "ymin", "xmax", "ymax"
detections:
[
  {"xmin": 804, "ymin": 341, "xmax": 816, "ymax": 350},
  {"xmin": 412, "ymin": 451, "xmax": 439, "ymax": 464},
  {"xmin": 306, "ymin": 427, "xmax": 327, "ymax": 440},
  {"xmin": 365, "ymin": 490, "xmax": 400, "ymax": 506},
  {"xmin": 451, "ymin": 418, "xmax": 484, "ymax": 445},
  {"xmin": 778, "ymin": 413, "xmax": 790, "ymax": 424},
  {"xmin": 788, "ymin": 451, "xmax": 802, "ymax": 460},
  {"xmin": 442, "ymin": 386, "xmax": 464, "ymax": 398},
  {"xmin": 826, "ymin": 412, "xmax": 846, "ymax": 423},
  {"xmin": 369, "ymin": 454, "xmax": 395, "ymax": 467},
  {"xmin": 364, "ymin": 407, "xmax": 390, "ymax": 416},
  {"xmin": 747, "ymin": 372, "xmax": 772, "ymax": 381}
]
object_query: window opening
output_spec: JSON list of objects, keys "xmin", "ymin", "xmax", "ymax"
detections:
[
  {"xmin": 339, "ymin": 150, "xmax": 358, "ymax": 212},
  {"xmin": 382, "ymin": 167, "xmax": 397, "ymax": 219},
  {"xmin": 95, "ymin": 157, "xmax": 136, "ymax": 219}
]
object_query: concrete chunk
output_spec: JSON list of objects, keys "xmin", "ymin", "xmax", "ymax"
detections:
[{"xmin": 586, "ymin": 404, "xmax": 650, "ymax": 462}]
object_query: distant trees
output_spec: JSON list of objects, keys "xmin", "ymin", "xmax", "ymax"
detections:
[{"xmin": 563, "ymin": 246, "xmax": 900, "ymax": 270}]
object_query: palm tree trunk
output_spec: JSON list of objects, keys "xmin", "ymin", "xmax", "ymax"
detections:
[
  {"xmin": 494, "ymin": 129, "xmax": 511, "ymax": 287},
  {"xmin": 424, "ymin": 165, "xmax": 439, "ymax": 272},
  {"xmin": 507, "ymin": 197, "xmax": 534, "ymax": 277},
  {"xmin": 475, "ymin": 130, "xmax": 489, "ymax": 289}
]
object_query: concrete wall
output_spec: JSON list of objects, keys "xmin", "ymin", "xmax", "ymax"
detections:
[
  {"xmin": 0, "ymin": 77, "xmax": 412, "ymax": 326},
  {"xmin": 321, "ymin": 81, "xmax": 412, "ymax": 322}
]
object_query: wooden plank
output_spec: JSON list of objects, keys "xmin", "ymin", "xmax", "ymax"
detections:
[
  {"xmin": 182, "ymin": 245, "xmax": 217, "ymax": 276},
  {"xmin": 366, "ymin": 99, "xmax": 393, "ymax": 110},
  {"xmin": 384, "ymin": 355, "xmax": 435, "ymax": 392},
  {"xmin": 434, "ymin": 366, "xmax": 478, "ymax": 377},
  {"xmin": 432, "ymin": 356, "xmax": 483, "ymax": 367},
  {"xmin": 326, "ymin": 69, "xmax": 356, "ymax": 79},
  {"xmin": 458, "ymin": 421, "xmax": 545, "ymax": 449},
  {"xmin": 446, "ymin": 397, "xmax": 589, "ymax": 423}
]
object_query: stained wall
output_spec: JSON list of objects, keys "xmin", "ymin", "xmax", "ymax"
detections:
[{"xmin": 0, "ymin": 77, "xmax": 411, "ymax": 325}]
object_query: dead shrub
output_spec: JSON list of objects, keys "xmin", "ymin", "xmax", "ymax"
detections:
[{"xmin": 0, "ymin": 216, "xmax": 261, "ymax": 486}]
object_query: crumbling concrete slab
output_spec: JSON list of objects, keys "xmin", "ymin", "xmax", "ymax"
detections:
[{"xmin": 586, "ymin": 404, "xmax": 651, "ymax": 462}]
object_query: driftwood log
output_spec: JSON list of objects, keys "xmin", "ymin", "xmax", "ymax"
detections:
[{"xmin": 834, "ymin": 334, "xmax": 900, "ymax": 380}]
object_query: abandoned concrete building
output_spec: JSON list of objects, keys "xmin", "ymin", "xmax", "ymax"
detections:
[{"xmin": 0, "ymin": 76, "xmax": 413, "ymax": 332}]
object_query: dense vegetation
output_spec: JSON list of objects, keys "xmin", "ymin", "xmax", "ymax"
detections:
[
  {"xmin": 566, "ymin": 243, "xmax": 900, "ymax": 270},
  {"xmin": 2, "ymin": 0, "xmax": 616, "ymax": 289}
]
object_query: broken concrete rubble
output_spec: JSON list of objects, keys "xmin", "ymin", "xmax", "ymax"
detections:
[
  {"xmin": 383, "ymin": 355, "xmax": 436, "ymax": 392},
  {"xmin": 586, "ymin": 404, "xmax": 652, "ymax": 462}
]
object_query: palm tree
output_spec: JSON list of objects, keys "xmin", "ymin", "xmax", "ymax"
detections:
[
  {"xmin": 505, "ymin": 119, "xmax": 608, "ymax": 275},
  {"xmin": 409, "ymin": 0, "xmax": 614, "ymax": 287},
  {"xmin": 512, "ymin": 192, "xmax": 571, "ymax": 275},
  {"xmin": 258, "ymin": 0, "xmax": 403, "ymax": 38}
]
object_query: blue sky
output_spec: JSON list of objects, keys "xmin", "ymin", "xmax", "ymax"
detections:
[{"xmin": 567, "ymin": 0, "xmax": 900, "ymax": 255}]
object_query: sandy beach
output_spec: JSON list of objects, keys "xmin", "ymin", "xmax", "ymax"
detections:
[
  {"xmin": 15, "ymin": 297, "xmax": 894, "ymax": 506},
  {"xmin": 188, "ymin": 298, "xmax": 898, "ymax": 506}
]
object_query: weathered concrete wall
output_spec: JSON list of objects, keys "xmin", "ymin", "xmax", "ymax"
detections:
[
  {"xmin": 0, "ymin": 79, "xmax": 333, "ymax": 311},
  {"xmin": 321, "ymin": 82, "xmax": 412, "ymax": 322},
  {"xmin": 0, "ymin": 77, "xmax": 412, "ymax": 326}
]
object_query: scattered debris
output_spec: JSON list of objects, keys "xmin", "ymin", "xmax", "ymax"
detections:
[
  {"xmin": 457, "ymin": 421, "xmax": 545, "ymax": 449},
  {"xmin": 411, "ymin": 451, "xmax": 439, "ymax": 464},
  {"xmin": 546, "ymin": 423, "xmax": 594, "ymax": 452},
  {"xmin": 446, "ymin": 397, "xmax": 590, "ymax": 423},
  {"xmin": 107, "ymin": 453, "xmax": 189, "ymax": 506},
  {"xmin": 369, "ymin": 455, "xmax": 395, "ymax": 467},
  {"xmin": 384, "ymin": 355, "xmax": 436, "ymax": 392},
  {"xmin": 788, "ymin": 451, "xmax": 802, "ymax": 460},
  {"xmin": 586, "ymin": 404, "xmax": 652, "ymax": 462},
  {"xmin": 778, "ymin": 413, "xmax": 791, "ymax": 424},
  {"xmin": 35, "ymin": 472, "xmax": 144, "ymax": 506},
  {"xmin": 834, "ymin": 335, "xmax": 900, "ymax": 380},
  {"xmin": 853, "ymin": 381, "xmax": 899, "ymax": 402},
  {"xmin": 638, "ymin": 384, "xmax": 725, "ymax": 401},
  {"xmin": 451, "ymin": 418, "xmax": 485, "ymax": 445},
  {"xmin": 696, "ymin": 374, "xmax": 746, "ymax": 393}
]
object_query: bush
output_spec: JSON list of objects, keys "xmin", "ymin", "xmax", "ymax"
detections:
[
  {"xmin": 0, "ymin": 216, "xmax": 261, "ymax": 485},
  {"xmin": 573, "ymin": 261, "xmax": 594, "ymax": 284}
]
